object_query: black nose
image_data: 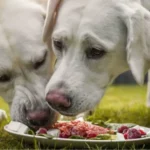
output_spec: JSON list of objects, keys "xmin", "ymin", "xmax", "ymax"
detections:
[
  {"xmin": 26, "ymin": 109, "xmax": 50, "ymax": 127},
  {"xmin": 46, "ymin": 90, "xmax": 71, "ymax": 109}
]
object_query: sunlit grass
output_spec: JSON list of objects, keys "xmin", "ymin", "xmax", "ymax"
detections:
[
  {"xmin": 0, "ymin": 85, "xmax": 150, "ymax": 149},
  {"xmin": 0, "ymin": 97, "xmax": 9, "ymax": 115},
  {"xmin": 90, "ymin": 85, "xmax": 150, "ymax": 127}
]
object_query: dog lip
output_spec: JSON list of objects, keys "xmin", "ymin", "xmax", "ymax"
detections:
[
  {"xmin": 59, "ymin": 111, "xmax": 77, "ymax": 116},
  {"xmin": 26, "ymin": 117, "xmax": 50, "ymax": 130}
]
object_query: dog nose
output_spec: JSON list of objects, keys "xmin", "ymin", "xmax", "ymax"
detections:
[
  {"xmin": 26, "ymin": 109, "xmax": 50, "ymax": 127},
  {"xmin": 46, "ymin": 90, "xmax": 71, "ymax": 108}
]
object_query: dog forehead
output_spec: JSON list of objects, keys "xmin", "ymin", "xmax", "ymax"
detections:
[
  {"xmin": 54, "ymin": 0, "xmax": 125, "ymax": 49},
  {"xmin": 54, "ymin": 0, "xmax": 89, "ymax": 35},
  {"xmin": 80, "ymin": 1, "xmax": 119, "ymax": 31},
  {"xmin": 77, "ymin": 0, "xmax": 125, "ymax": 49}
]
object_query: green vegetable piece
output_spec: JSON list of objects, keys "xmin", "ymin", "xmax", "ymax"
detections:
[
  {"xmin": 95, "ymin": 134, "xmax": 111, "ymax": 140},
  {"xmin": 28, "ymin": 129, "xmax": 35, "ymax": 135},
  {"xmin": 69, "ymin": 135, "xmax": 85, "ymax": 139},
  {"xmin": 90, "ymin": 134, "xmax": 116, "ymax": 140}
]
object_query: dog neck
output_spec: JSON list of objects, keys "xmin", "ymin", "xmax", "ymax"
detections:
[{"xmin": 140, "ymin": 4, "xmax": 150, "ymax": 70}]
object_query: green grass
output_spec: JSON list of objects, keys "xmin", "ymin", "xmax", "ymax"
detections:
[
  {"xmin": 0, "ymin": 85, "xmax": 150, "ymax": 149},
  {"xmin": 90, "ymin": 85, "xmax": 150, "ymax": 127}
]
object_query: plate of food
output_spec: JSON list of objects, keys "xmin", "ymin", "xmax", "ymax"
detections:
[{"xmin": 4, "ymin": 120, "xmax": 150, "ymax": 148}]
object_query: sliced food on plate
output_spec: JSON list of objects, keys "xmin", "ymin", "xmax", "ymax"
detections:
[
  {"xmin": 5, "ymin": 120, "xmax": 150, "ymax": 141},
  {"xmin": 36, "ymin": 120, "xmax": 116, "ymax": 140}
]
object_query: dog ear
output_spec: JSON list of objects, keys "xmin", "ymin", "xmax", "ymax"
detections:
[
  {"xmin": 43, "ymin": 0, "xmax": 62, "ymax": 42},
  {"xmin": 119, "ymin": 3, "xmax": 149, "ymax": 85}
]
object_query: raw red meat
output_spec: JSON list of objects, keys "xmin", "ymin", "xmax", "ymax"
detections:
[
  {"xmin": 118, "ymin": 125, "xmax": 129, "ymax": 133},
  {"xmin": 36, "ymin": 128, "xmax": 47, "ymax": 135},
  {"xmin": 53, "ymin": 120, "xmax": 109, "ymax": 138},
  {"xmin": 126, "ymin": 128, "xmax": 141, "ymax": 139},
  {"xmin": 138, "ymin": 129, "xmax": 146, "ymax": 136}
]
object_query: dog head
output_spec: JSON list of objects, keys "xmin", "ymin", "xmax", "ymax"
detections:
[
  {"xmin": 43, "ymin": 0, "xmax": 150, "ymax": 116},
  {"xmin": 0, "ymin": 0, "xmax": 58, "ymax": 128}
]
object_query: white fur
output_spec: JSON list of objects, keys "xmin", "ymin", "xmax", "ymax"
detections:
[
  {"xmin": 0, "ymin": 109, "xmax": 7, "ymax": 121},
  {"xmin": 43, "ymin": 0, "xmax": 150, "ymax": 116},
  {"xmin": 0, "ymin": 0, "xmax": 57, "ymax": 126}
]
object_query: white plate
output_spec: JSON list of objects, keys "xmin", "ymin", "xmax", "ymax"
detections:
[{"xmin": 4, "ymin": 124, "xmax": 150, "ymax": 148}]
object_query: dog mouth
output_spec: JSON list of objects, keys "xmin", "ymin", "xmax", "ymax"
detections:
[
  {"xmin": 25, "ymin": 108, "xmax": 56, "ymax": 129},
  {"xmin": 58, "ymin": 110, "xmax": 78, "ymax": 117},
  {"xmin": 49, "ymin": 103, "xmax": 79, "ymax": 117}
]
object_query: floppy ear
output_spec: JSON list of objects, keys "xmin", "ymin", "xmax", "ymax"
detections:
[
  {"xmin": 119, "ymin": 3, "xmax": 149, "ymax": 85},
  {"xmin": 43, "ymin": 0, "xmax": 62, "ymax": 42}
]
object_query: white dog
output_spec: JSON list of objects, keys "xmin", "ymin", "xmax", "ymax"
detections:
[
  {"xmin": 0, "ymin": 0, "xmax": 58, "ymax": 128},
  {"xmin": 43, "ymin": 0, "xmax": 150, "ymax": 116}
]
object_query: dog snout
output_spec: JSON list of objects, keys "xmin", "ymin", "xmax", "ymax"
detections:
[
  {"xmin": 46, "ymin": 90, "xmax": 71, "ymax": 109},
  {"xmin": 26, "ymin": 109, "xmax": 50, "ymax": 127}
]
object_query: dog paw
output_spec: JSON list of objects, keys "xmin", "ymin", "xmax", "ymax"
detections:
[{"xmin": 0, "ymin": 109, "xmax": 7, "ymax": 122}]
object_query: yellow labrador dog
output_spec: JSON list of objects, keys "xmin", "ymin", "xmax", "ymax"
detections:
[
  {"xmin": 0, "ymin": 0, "xmax": 58, "ymax": 129},
  {"xmin": 43, "ymin": 0, "xmax": 150, "ymax": 117}
]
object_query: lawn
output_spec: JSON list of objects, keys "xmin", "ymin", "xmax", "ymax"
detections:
[{"xmin": 0, "ymin": 85, "xmax": 150, "ymax": 149}]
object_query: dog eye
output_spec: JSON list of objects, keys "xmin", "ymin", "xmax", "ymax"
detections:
[
  {"xmin": 0, "ymin": 74, "xmax": 11, "ymax": 83},
  {"xmin": 34, "ymin": 52, "xmax": 47, "ymax": 70},
  {"xmin": 53, "ymin": 39, "xmax": 64, "ymax": 51},
  {"xmin": 86, "ymin": 47, "xmax": 106, "ymax": 59}
]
